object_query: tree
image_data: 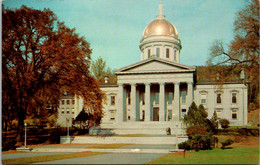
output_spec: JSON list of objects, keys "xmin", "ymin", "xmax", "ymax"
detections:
[
  {"xmin": 207, "ymin": 0, "xmax": 259, "ymax": 108},
  {"xmin": 210, "ymin": 111, "xmax": 219, "ymax": 131},
  {"xmin": 91, "ymin": 57, "xmax": 117, "ymax": 83},
  {"xmin": 2, "ymin": 6, "xmax": 104, "ymax": 141},
  {"xmin": 184, "ymin": 102, "xmax": 214, "ymax": 132}
]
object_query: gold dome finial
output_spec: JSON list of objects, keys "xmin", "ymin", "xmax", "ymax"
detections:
[{"xmin": 157, "ymin": 3, "xmax": 165, "ymax": 19}]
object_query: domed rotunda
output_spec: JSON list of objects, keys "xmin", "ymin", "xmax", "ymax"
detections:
[{"xmin": 140, "ymin": 4, "xmax": 182, "ymax": 63}]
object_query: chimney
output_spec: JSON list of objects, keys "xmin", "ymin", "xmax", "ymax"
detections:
[{"xmin": 105, "ymin": 76, "xmax": 109, "ymax": 83}]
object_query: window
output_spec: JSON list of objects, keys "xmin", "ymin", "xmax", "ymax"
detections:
[
  {"xmin": 217, "ymin": 94, "xmax": 221, "ymax": 104},
  {"xmin": 168, "ymin": 109, "xmax": 172, "ymax": 121},
  {"xmin": 128, "ymin": 116, "xmax": 131, "ymax": 120},
  {"xmin": 71, "ymin": 108, "xmax": 75, "ymax": 114},
  {"xmin": 148, "ymin": 49, "xmax": 151, "ymax": 58},
  {"xmin": 168, "ymin": 92, "xmax": 173, "ymax": 104},
  {"xmin": 181, "ymin": 109, "xmax": 186, "ymax": 118},
  {"xmin": 127, "ymin": 92, "xmax": 131, "ymax": 105},
  {"xmin": 72, "ymin": 118, "xmax": 74, "ymax": 123},
  {"xmin": 142, "ymin": 110, "xmax": 145, "ymax": 121},
  {"xmin": 110, "ymin": 110, "xmax": 116, "ymax": 120},
  {"xmin": 232, "ymin": 93, "xmax": 237, "ymax": 104},
  {"xmin": 181, "ymin": 91, "xmax": 187, "ymax": 104},
  {"xmin": 66, "ymin": 108, "xmax": 70, "ymax": 114},
  {"xmin": 141, "ymin": 93, "xmax": 145, "ymax": 105},
  {"xmin": 166, "ymin": 48, "xmax": 170, "ymax": 58},
  {"xmin": 216, "ymin": 109, "xmax": 222, "ymax": 119},
  {"xmin": 72, "ymin": 100, "xmax": 75, "ymax": 105},
  {"xmin": 111, "ymin": 96, "xmax": 115, "ymax": 105},
  {"xmin": 174, "ymin": 50, "xmax": 177, "ymax": 61},
  {"xmin": 62, "ymin": 100, "xmax": 65, "ymax": 105},
  {"xmin": 61, "ymin": 108, "xmax": 65, "ymax": 114},
  {"xmin": 232, "ymin": 109, "xmax": 238, "ymax": 119},
  {"xmin": 201, "ymin": 94, "xmax": 206, "ymax": 104},
  {"xmin": 67, "ymin": 100, "xmax": 70, "ymax": 105},
  {"xmin": 155, "ymin": 92, "xmax": 159, "ymax": 104},
  {"xmin": 156, "ymin": 48, "xmax": 160, "ymax": 57}
]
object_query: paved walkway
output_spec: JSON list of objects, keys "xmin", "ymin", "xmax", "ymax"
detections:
[
  {"xmin": 3, "ymin": 144, "xmax": 181, "ymax": 164},
  {"xmin": 34, "ymin": 153, "xmax": 166, "ymax": 164}
]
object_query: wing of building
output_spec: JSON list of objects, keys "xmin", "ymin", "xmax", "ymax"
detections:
[{"xmin": 57, "ymin": 4, "xmax": 248, "ymax": 134}]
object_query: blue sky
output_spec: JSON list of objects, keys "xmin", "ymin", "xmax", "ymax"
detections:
[{"xmin": 3, "ymin": 0, "xmax": 246, "ymax": 70}]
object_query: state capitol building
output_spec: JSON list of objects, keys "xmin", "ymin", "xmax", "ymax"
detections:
[{"xmin": 57, "ymin": 4, "xmax": 248, "ymax": 134}]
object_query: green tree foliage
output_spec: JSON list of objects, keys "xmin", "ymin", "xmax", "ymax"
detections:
[
  {"xmin": 207, "ymin": 0, "xmax": 259, "ymax": 109},
  {"xmin": 210, "ymin": 111, "xmax": 219, "ymax": 131},
  {"xmin": 184, "ymin": 102, "xmax": 217, "ymax": 132},
  {"xmin": 2, "ymin": 6, "xmax": 103, "ymax": 141},
  {"xmin": 91, "ymin": 57, "xmax": 117, "ymax": 83}
]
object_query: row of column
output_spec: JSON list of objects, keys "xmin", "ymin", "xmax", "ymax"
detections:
[{"xmin": 117, "ymin": 82, "xmax": 193, "ymax": 122}]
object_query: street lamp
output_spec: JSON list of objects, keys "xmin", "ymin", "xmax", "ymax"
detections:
[{"xmin": 24, "ymin": 123, "xmax": 27, "ymax": 148}]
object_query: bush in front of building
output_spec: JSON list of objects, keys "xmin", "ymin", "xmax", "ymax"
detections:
[
  {"xmin": 178, "ymin": 133, "xmax": 217, "ymax": 151},
  {"xmin": 221, "ymin": 138, "xmax": 234, "ymax": 149},
  {"xmin": 219, "ymin": 119, "xmax": 230, "ymax": 129},
  {"xmin": 186, "ymin": 125, "xmax": 207, "ymax": 137}
]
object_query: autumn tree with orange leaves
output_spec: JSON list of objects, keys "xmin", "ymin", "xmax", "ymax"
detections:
[
  {"xmin": 2, "ymin": 6, "xmax": 104, "ymax": 141},
  {"xmin": 207, "ymin": 0, "xmax": 259, "ymax": 109}
]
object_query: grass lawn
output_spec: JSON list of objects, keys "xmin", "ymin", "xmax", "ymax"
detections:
[
  {"xmin": 146, "ymin": 147, "xmax": 259, "ymax": 164},
  {"xmin": 2, "ymin": 152, "xmax": 106, "ymax": 164}
]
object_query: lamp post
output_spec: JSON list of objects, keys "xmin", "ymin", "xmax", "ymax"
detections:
[
  {"xmin": 24, "ymin": 123, "xmax": 27, "ymax": 148},
  {"xmin": 176, "ymin": 124, "xmax": 178, "ymax": 150}
]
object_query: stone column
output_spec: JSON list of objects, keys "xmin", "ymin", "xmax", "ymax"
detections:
[
  {"xmin": 117, "ymin": 83, "xmax": 124, "ymax": 123},
  {"xmin": 187, "ymin": 82, "xmax": 193, "ymax": 107},
  {"xmin": 159, "ymin": 83, "xmax": 165, "ymax": 121},
  {"xmin": 145, "ymin": 83, "xmax": 151, "ymax": 121},
  {"xmin": 131, "ymin": 83, "xmax": 136, "ymax": 121},
  {"xmin": 174, "ymin": 83, "xmax": 180, "ymax": 121}
]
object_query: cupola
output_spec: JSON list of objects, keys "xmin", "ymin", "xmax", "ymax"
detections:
[{"xmin": 140, "ymin": 4, "xmax": 182, "ymax": 63}]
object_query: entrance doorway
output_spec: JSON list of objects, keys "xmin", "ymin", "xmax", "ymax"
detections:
[{"xmin": 153, "ymin": 107, "xmax": 159, "ymax": 121}]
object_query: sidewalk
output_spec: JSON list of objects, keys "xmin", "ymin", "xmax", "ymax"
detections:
[{"xmin": 17, "ymin": 143, "xmax": 184, "ymax": 154}]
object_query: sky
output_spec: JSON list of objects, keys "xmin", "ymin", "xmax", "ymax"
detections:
[{"xmin": 3, "ymin": 0, "xmax": 246, "ymax": 70}]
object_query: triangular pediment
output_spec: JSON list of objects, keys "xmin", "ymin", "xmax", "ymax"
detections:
[{"xmin": 115, "ymin": 57, "xmax": 196, "ymax": 75}]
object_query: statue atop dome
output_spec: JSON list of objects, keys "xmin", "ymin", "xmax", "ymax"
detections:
[{"xmin": 157, "ymin": 3, "xmax": 165, "ymax": 19}]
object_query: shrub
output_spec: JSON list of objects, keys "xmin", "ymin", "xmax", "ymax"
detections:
[
  {"xmin": 187, "ymin": 125, "xmax": 207, "ymax": 137},
  {"xmin": 178, "ymin": 141, "xmax": 191, "ymax": 150},
  {"xmin": 221, "ymin": 139, "xmax": 234, "ymax": 149},
  {"xmin": 178, "ymin": 133, "xmax": 217, "ymax": 151},
  {"xmin": 219, "ymin": 119, "xmax": 230, "ymax": 129}
]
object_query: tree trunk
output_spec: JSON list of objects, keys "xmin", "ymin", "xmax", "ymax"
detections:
[{"xmin": 16, "ymin": 111, "xmax": 25, "ymax": 142}]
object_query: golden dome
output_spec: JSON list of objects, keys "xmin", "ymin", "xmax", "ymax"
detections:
[{"xmin": 143, "ymin": 18, "xmax": 178, "ymax": 38}]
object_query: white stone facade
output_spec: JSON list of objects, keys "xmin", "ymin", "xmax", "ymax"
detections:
[
  {"xmin": 99, "ymin": 5, "xmax": 248, "ymax": 134},
  {"xmin": 57, "ymin": 94, "xmax": 84, "ymax": 127},
  {"xmin": 57, "ymin": 4, "xmax": 248, "ymax": 133}
]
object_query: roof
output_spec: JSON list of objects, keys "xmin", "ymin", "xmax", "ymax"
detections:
[{"xmin": 115, "ymin": 56, "xmax": 196, "ymax": 75}]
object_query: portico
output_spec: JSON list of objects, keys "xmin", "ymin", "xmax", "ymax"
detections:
[{"xmin": 116, "ymin": 81, "xmax": 194, "ymax": 123}]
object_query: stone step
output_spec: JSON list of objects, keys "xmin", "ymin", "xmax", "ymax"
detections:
[{"xmin": 70, "ymin": 136, "xmax": 188, "ymax": 145}]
